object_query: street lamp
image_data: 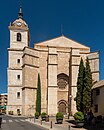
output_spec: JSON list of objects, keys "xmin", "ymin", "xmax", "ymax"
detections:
[{"xmin": 68, "ymin": 94, "xmax": 72, "ymax": 119}]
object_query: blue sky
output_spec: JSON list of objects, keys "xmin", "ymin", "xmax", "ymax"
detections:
[{"xmin": 0, "ymin": 0, "xmax": 104, "ymax": 93}]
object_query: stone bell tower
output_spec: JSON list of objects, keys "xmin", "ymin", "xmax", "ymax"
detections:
[{"xmin": 7, "ymin": 6, "xmax": 30, "ymax": 115}]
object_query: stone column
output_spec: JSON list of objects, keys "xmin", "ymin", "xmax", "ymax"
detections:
[{"xmin": 48, "ymin": 47, "xmax": 58, "ymax": 115}]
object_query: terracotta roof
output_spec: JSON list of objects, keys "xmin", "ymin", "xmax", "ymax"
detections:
[{"xmin": 92, "ymin": 80, "xmax": 104, "ymax": 89}]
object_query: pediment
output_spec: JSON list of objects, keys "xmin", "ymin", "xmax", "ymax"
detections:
[{"xmin": 35, "ymin": 36, "xmax": 90, "ymax": 49}]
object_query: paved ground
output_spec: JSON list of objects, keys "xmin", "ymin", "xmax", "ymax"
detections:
[
  {"xmin": 27, "ymin": 116, "xmax": 87, "ymax": 130},
  {"xmin": 27, "ymin": 116, "xmax": 104, "ymax": 130},
  {"xmin": 1, "ymin": 114, "xmax": 104, "ymax": 130}
]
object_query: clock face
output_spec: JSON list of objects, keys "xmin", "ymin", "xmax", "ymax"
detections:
[{"xmin": 16, "ymin": 22, "xmax": 22, "ymax": 26}]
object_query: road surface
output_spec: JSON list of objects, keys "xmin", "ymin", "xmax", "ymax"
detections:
[{"xmin": 0, "ymin": 114, "xmax": 47, "ymax": 130}]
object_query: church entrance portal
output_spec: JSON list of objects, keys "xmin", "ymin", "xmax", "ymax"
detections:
[{"xmin": 58, "ymin": 102, "xmax": 66, "ymax": 114}]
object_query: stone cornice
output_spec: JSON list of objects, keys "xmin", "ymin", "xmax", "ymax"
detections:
[
  {"xmin": 22, "ymin": 64, "xmax": 39, "ymax": 68},
  {"xmin": 48, "ymin": 53, "xmax": 57, "ymax": 55},
  {"xmin": 22, "ymin": 87, "xmax": 36, "ymax": 90},
  {"xmin": 57, "ymin": 50, "xmax": 70, "ymax": 53},
  {"xmin": 88, "ymin": 57, "xmax": 99, "ymax": 60},
  {"xmin": 9, "ymin": 26, "xmax": 29, "ymax": 31},
  {"xmin": 71, "ymin": 86, "xmax": 77, "ymax": 87},
  {"xmin": 35, "ymin": 45, "xmax": 89, "ymax": 50},
  {"xmin": 37, "ymin": 49, "xmax": 48, "ymax": 52},
  {"xmin": 71, "ymin": 55, "xmax": 80, "ymax": 57},
  {"xmin": 48, "ymin": 63, "xmax": 58, "ymax": 65},
  {"xmin": 24, "ymin": 47, "xmax": 46, "ymax": 53},
  {"xmin": 80, "ymin": 52, "xmax": 90, "ymax": 54},
  {"xmin": 8, "ymin": 68, "xmax": 22, "ymax": 70},
  {"xmin": 22, "ymin": 53, "xmax": 39, "ymax": 58},
  {"xmin": 23, "ymin": 46, "xmax": 37, "ymax": 51},
  {"xmin": 91, "ymin": 71, "xmax": 99, "ymax": 74},
  {"xmin": 71, "ymin": 64, "xmax": 79, "ymax": 66},
  {"xmin": 8, "ymin": 48, "xmax": 23, "ymax": 51},
  {"xmin": 8, "ymin": 85, "xmax": 22, "ymax": 87}
]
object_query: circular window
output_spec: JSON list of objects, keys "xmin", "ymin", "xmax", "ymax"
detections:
[{"xmin": 57, "ymin": 79, "xmax": 67, "ymax": 89}]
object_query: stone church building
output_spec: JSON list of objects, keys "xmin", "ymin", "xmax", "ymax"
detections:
[{"xmin": 7, "ymin": 7, "xmax": 99, "ymax": 116}]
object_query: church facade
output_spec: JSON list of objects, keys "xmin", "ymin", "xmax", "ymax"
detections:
[{"xmin": 7, "ymin": 7, "xmax": 99, "ymax": 116}]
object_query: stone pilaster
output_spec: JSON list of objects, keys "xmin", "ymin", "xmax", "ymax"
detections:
[
  {"xmin": 48, "ymin": 47, "xmax": 58, "ymax": 115},
  {"xmin": 87, "ymin": 52, "xmax": 99, "ymax": 82},
  {"xmin": 70, "ymin": 48, "xmax": 80, "ymax": 114}
]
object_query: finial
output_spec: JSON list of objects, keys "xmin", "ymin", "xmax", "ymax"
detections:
[{"xmin": 18, "ymin": 0, "xmax": 23, "ymax": 19}]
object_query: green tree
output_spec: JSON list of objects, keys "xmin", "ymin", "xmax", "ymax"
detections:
[
  {"xmin": 36, "ymin": 73, "xmax": 41, "ymax": 115},
  {"xmin": 75, "ymin": 58, "xmax": 85, "ymax": 112},
  {"xmin": 83, "ymin": 57, "xmax": 93, "ymax": 112}
]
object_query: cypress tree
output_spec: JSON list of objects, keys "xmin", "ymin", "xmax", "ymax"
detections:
[
  {"xmin": 36, "ymin": 73, "xmax": 41, "ymax": 115},
  {"xmin": 83, "ymin": 57, "xmax": 93, "ymax": 112},
  {"xmin": 75, "ymin": 58, "xmax": 85, "ymax": 112}
]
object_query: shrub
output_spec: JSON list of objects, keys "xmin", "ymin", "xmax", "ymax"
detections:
[
  {"xmin": 74, "ymin": 111, "xmax": 84, "ymax": 121},
  {"xmin": 56, "ymin": 112, "xmax": 64, "ymax": 119},
  {"xmin": 35, "ymin": 112, "xmax": 40, "ymax": 118},
  {"xmin": 8, "ymin": 111, "xmax": 13, "ymax": 115},
  {"xmin": 41, "ymin": 112, "xmax": 47, "ymax": 118}
]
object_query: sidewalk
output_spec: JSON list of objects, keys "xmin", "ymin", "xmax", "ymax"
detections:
[{"xmin": 26, "ymin": 116, "xmax": 87, "ymax": 130}]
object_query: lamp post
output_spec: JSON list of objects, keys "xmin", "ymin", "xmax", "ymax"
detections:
[{"xmin": 69, "ymin": 95, "xmax": 72, "ymax": 119}]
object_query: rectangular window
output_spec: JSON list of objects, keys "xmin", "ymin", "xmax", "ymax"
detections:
[
  {"xmin": 17, "ymin": 75, "xmax": 20, "ymax": 80},
  {"xmin": 17, "ymin": 59, "xmax": 20, "ymax": 64},
  {"xmin": 94, "ymin": 104, "xmax": 98, "ymax": 113},
  {"xmin": 96, "ymin": 89, "xmax": 100, "ymax": 96},
  {"xmin": 17, "ymin": 92, "xmax": 20, "ymax": 99}
]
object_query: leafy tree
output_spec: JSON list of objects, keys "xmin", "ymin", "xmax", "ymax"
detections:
[
  {"xmin": 83, "ymin": 57, "xmax": 93, "ymax": 112},
  {"xmin": 75, "ymin": 58, "xmax": 85, "ymax": 112},
  {"xmin": 36, "ymin": 73, "xmax": 41, "ymax": 115}
]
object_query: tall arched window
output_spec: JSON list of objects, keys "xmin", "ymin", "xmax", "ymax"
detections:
[{"xmin": 17, "ymin": 33, "xmax": 21, "ymax": 41}]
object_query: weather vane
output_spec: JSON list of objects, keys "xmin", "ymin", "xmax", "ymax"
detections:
[
  {"xmin": 20, "ymin": 0, "xmax": 22, "ymax": 7},
  {"xmin": 18, "ymin": 0, "xmax": 23, "ymax": 18}
]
